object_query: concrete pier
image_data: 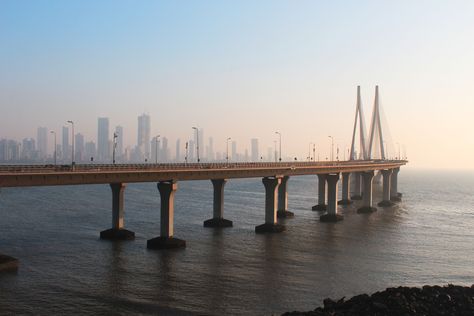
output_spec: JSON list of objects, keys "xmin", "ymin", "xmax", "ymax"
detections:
[
  {"xmin": 357, "ymin": 171, "xmax": 377, "ymax": 213},
  {"xmin": 0, "ymin": 254, "xmax": 18, "ymax": 272},
  {"xmin": 390, "ymin": 167, "xmax": 402, "ymax": 202},
  {"xmin": 338, "ymin": 172, "xmax": 352, "ymax": 205},
  {"xmin": 147, "ymin": 180, "xmax": 186, "ymax": 249},
  {"xmin": 351, "ymin": 172, "xmax": 363, "ymax": 200},
  {"xmin": 277, "ymin": 176, "xmax": 294, "ymax": 218},
  {"xmin": 378, "ymin": 169, "xmax": 395, "ymax": 207},
  {"xmin": 320, "ymin": 173, "xmax": 344, "ymax": 222},
  {"xmin": 312, "ymin": 174, "xmax": 327, "ymax": 211},
  {"xmin": 204, "ymin": 179, "xmax": 233, "ymax": 227},
  {"xmin": 100, "ymin": 183, "xmax": 135, "ymax": 240},
  {"xmin": 256, "ymin": 177, "xmax": 286, "ymax": 233}
]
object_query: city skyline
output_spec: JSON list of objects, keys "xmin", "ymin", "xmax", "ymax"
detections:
[{"xmin": 2, "ymin": 1, "xmax": 474, "ymax": 169}]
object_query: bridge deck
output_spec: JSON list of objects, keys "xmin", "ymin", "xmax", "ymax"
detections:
[{"xmin": 0, "ymin": 160, "xmax": 407, "ymax": 188}]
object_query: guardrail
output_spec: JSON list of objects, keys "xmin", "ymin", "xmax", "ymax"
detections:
[{"xmin": 0, "ymin": 160, "xmax": 407, "ymax": 174}]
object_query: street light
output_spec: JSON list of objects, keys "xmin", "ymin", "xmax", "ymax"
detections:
[
  {"xmin": 328, "ymin": 136, "xmax": 334, "ymax": 161},
  {"xmin": 112, "ymin": 132, "xmax": 118, "ymax": 164},
  {"xmin": 313, "ymin": 144, "xmax": 316, "ymax": 162},
  {"xmin": 185, "ymin": 141, "xmax": 188, "ymax": 164},
  {"xmin": 50, "ymin": 131, "xmax": 57, "ymax": 165},
  {"xmin": 308, "ymin": 143, "xmax": 313, "ymax": 161},
  {"xmin": 155, "ymin": 135, "xmax": 160, "ymax": 164},
  {"xmin": 67, "ymin": 120, "xmax": 75, "ymax": 166},
  {"xmin": 275, "ymin": 131, "xmax": 281, "ymax": 162},
  {"xmin": 226, "ymin": 137, "xmax": 231, "ymax": 163},
  {"xmin": 192, "ymin": 127, "xmax": 200, "ymax": 163}
]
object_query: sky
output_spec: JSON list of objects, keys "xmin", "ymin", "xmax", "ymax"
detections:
[{"xmin": 1, "ymin": 1, "xmax": 473, "ymax": 168}]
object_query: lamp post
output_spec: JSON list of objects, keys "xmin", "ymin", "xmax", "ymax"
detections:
[
  {"xmin": 67, "ymin": 120, "xmax": 75, "ymax": 166},
  {"xmin": 192, "ymin": 127, "xmax": 200, "ymax": 163},
  {"xmin": 155, "ymin": 135, "xmax": 160, "ymax": 164},
  {"xmin": 328, "ymin": 135, "xmax": 334, "ymax": 161},
  {"xmin": 308, "ymin": 143, "xmax": 313, "ymax": 161},
  {"xmin": 185, "ymin": 141, "xmax": 188, "ymax": 164},
  {"xmin": 112, "ymin": 132, "xmax": 118, "ymax": 164},
  {"xmin": 50, "ymin": 131, "xmax": 57, "ymax": 165},
  {"xmin": 275, "ymin": 131, "xmax": 281, "ymax": 162},
  {"xmin": 226, "ymin": 137, "xmax": 231, "ymax": 163},
  {"xmin": 313, "ymin": 144, "xmax": 316, "ymax": 162}
]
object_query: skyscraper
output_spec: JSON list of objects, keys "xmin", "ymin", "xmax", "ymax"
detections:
[
  {"xmin": 115, "ymin": 126, "xmax": 123, "ymax": 159},
  {"xmin": 75, "ymin": 133, "xmax": 84, "ymax": 162},
  {"xmin": 137, "ymin": 114, "xmax": 150, "ymax": 160},
  {"xmin": 162, "ymin": 137, "xmax": 168, "ymax": 162},
  {"xmin": 231, "ymin": 141, "xmax": 237, "ymax": 161},
  {"xmin": 37, "ymin": 127, "xmax": 48, "ymax": 160},
  {"xmin": 97, "ymin": 117, "xmax": 110, "ymax": 162},
  {"xmin": 175, "ymin": 139, "xmax": 181, "ymax": 162},
  {"xmin": 251, "ymin": 138, "xmax": 259, "ymax": 162},
  {"xmin": 62, "ymin": 126, "xmax": 69, "ymax": 161}
]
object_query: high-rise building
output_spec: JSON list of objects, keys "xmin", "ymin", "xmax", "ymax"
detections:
[
  {"xmin": 162, "ymin": 137, "xmax": 168, "ymax": 162},
  {"xmin": 137, "ymin": 114, "xmax": 150, "ymax": 160},
  {"xmin": 37, "ymin": 127, "xmax": 48, "ymax": 160},
  {"xmin": 207, "ymin": 137, "xmax": 214, "ymax": 161},
  {"xmin": 75, "ymin": 133, "xmax": 85, "ymax": 162},
  {"xmin": 251, "ymin": 138, "xmax": 259, "ymax": 162},
  {"xmin": 115, "ymin": 126, "xmax": 123, "ymax": 158},
  {"xmin": 22, "ymin": 138, "xmax": 36, "ymax": 161},
  {"xmin": 97, "ymin": 117, "xmax": 110, "ymax": 162},
  {"xmin": 85, "ymin": 141, "xmax": 96, "ymax": 162},
  {"xmin": 151, "ymin": 136, "xmax": 160, "ymax": 163},
  {"xmin": 175, "ymin": 139, "xmax": 181, "ymax": 162},
  {"xmin": 231, "ymin": 141, "xmax": 237, "ymax": 161},
  {"xmin": 188, "ymin": 140, "xmax": 195, "ymax": 161}
]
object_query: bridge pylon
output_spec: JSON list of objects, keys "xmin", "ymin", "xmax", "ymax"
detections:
[
  {"xmin": 350, "ymin": 86, "xmax": 368, "ymax": 160},
  {"xmin": 367, "ymin": 85, "xmax": 386, "ymax": 160}
]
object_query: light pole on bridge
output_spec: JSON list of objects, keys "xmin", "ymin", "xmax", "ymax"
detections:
[
  {"xmin": 226, "ymin": 137, "xmax": 231, "ymax": 163},
  {"xmin": 192, "ymin": 127, "xmax": 200, "ymax": 163},
  {"xmin": 275, "ymin": 131, "xmax": 281, "ymax": 162},
  {"xmin": 67, "ymin": 120, "xmax": 75, "ymax": 166}
]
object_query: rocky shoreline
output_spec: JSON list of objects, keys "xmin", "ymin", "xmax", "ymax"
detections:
[{"xmin": 282, "ymin": 284, "xmax": 474, "ymax": 316}]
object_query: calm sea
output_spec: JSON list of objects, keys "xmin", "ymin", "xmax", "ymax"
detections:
[{"xmin": 1, "ymin": 169, "xmax": 474, "ymax": 315}]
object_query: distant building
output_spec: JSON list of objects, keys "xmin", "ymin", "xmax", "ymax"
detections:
[
  {"xmin": 97, "ymin": 117, "xmax": 110, "ymax": 162},
  {"xmin": 37, "ymin": 127, "xmax": 48, "ymax": 160},
  {"xmin": 137, "ymin": 114, "xmax": 150, "ymax": 160},
  {"xmin": 75, "ymin": 133, "xmax": 85, "ymax": 162},
  {"xmin": 151, "ymin": 136, "xmax": 160, "ymax": 163},
  {"xmin": 22, "ymin": 138, "xmax": 36, "ymax": 161},
  {"xmin": 162, "ymin": 137, "xmax": 168, "ymax": 162},
  {"xmin": 175, "ymin": 139, "xmax": 181, "ymax": 162},
  {"xmin": 85, "ymin": 141, "xmax": 96, "ymax": 162},
  {"xmin": 231, "ymin": 141, "xmax": 237, "ymax": 161},
  {"xmin": 115, "ymin": 126, "xmax": 123, "ymax": 159},
  {"xmin": 251, "ymin": 138, "xmax": 259, "ymax": 162}
]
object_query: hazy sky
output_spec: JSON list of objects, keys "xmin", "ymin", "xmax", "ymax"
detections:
[{"xmin": 1, "ymin": 1, "xmax": 473, "ymax": 168}]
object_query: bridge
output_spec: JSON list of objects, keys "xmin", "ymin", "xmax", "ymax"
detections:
[{"xmin": 0, "ymin": 85, "xmax": 407, "ymax": 271}]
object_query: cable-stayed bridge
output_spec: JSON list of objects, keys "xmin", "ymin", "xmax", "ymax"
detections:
[{"xmin": 0, "ymin": 86, "xmax": 407, "ymax": 271}]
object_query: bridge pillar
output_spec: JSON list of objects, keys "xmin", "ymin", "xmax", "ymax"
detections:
[
  {"xmin": 357, "ymin": 171, "xmax": 377, "ymax": 213},
  {"xmin": 351, "ymin": 172, "xmax": 363, "ymax": 200},
  {"xmin": 100, "ymin": 183, "xmax": 135, "ymax": 240},
  {"xmin": 147, "ymin": 180, "xmax": 186, "ymax": 249},
  {"xmin": 312, "ymin": 174, "xmax": 327, "ymax": 211},
  {"xmin": 338, "ymin": 172, "xmax": 352, "ymax": 205},
  {"xmin": 390, "ymin": 167, "xmax": 402, "ymax": 202},
  {"xmin": 378, "ymin": 169, "xmax": 395, "ymax": 207},
  {"xmin": 320, "ymin": 173, "xmax": 344, "ymax": 222},
  {"xmin": 256, "ymin": 177, "xmax": 286, "ymax": 233},
  {"xmin": 277, "ymin": 176, "xmax": 294, "ymax": 218},
  {"xmin": 204, "ymin": 179, "xmax": 233, "ymax": 227}
]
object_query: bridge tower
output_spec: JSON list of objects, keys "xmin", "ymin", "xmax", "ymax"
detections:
[
  {"xmin": 367, "ymin": 85, "xmax": 386, "ymax": 160},
  {"xmin": 350, "ymin": 86, "xmax": 368, "ymax": 160}
]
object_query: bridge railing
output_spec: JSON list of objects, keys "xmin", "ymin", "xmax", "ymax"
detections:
[{"xmin": 0, "ymin": 160, "xmax": 407, "ymax": 174}]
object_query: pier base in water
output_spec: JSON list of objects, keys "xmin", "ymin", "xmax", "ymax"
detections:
[
  {"xmin": 147, "ymin": 237, "xmax": 186, "ymax": 249},
  {"xmin": 100, "ymin": 228, "xmax": 135, "ymax": 240},
  {"xmin": 357, "ymin": 206, "xmax": 378, "ymax": 214},
  {"xmin": 320, "ymin": 214, "xmax": 344, "ymax": 222},
  {"xmin": 277, "ymin": 210, "xmax": 294, "ymax": 218},
  {"xmin": 0, "ymin": 254, "xmax": 18, "ymax": 272},
  {"xmin": 255, "ymin": 223, "xmax": 286, "ymax": 233},
  {"xmin": 312, "ymin": 204, "xmax": 327, "ymax": 211},
  {"xmin": 203, "ymin": 218, "xmax": 233, "ymax": 228}
]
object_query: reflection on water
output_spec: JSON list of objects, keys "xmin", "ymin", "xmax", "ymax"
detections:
[{"xmin": 1, "ymin": 170, "xmax": 474, "ymax": 315}]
